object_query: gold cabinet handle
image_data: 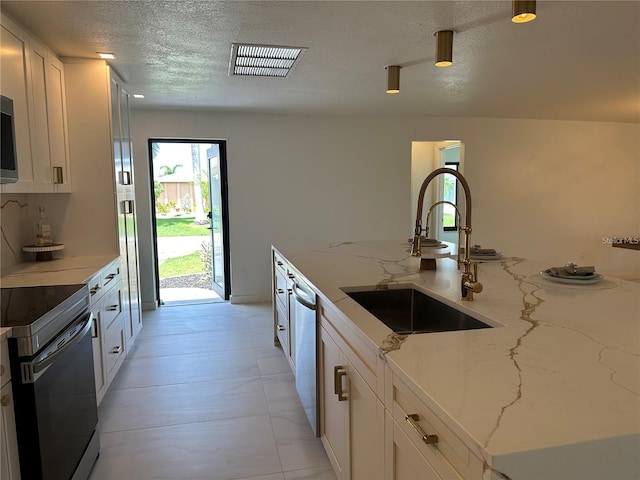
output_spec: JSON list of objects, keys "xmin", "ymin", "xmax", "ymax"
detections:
[
  {"xmin": 92, "ymin": 317, "xmax": 99, "ymax": 338},
  {"xmin": 405, "ymin": 414, "xmax": 438, "ymax": 445},
  {"xmin": 53, "ymin": 166, "xmax": 63, "ymax": 184},
  {"xmin": 110, "ymin": 346, "xmax": 122, "ymax": 354},
  {"xmin": 0, "ymin": 364, "xmax": 5, "ymax": 376},
  {"xmin": 106, "ymin": 305, "xmax": 119, "ymax": 312},
  {"xmin": 90, "ymin": 285, "xmax": 100, "ymax": 296},
  {"xmin": 277, "ymin": 325, "xmax": 286, "ymax": 331},
  {"xmin": 334, "ymin": 366, "xmax": 347, "ymax": 402},
  {"xmin": 104, "ymin": 273, "xmax": 117, "ymax": 285},
  {"xmin": 276, "ymin": 261, "xmax": 283, "ymax": 266},
  {"xmin": 1, "ymin": 394, "xmax": 10, "ymax": 407},
  {"xmin": 277, "ymin": 289, "xmax": 284, "ymax": 294}
]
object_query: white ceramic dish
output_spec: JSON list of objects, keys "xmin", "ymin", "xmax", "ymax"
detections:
[{"xmin": 540, "ymin": 271, "xmax": 604, "ymax": 285}]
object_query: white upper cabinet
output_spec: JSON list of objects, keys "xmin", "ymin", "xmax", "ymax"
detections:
[
  {"xmin": 1, "ymin": 15, "xmax": 34, "ymax": 189},
  {"xmin": 0, "ymin": 12, "xmax": 71, "ymax": 193}
]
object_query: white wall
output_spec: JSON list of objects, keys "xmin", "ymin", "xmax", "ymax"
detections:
[{"xmin": 131, "ymin": 111, "xmax": 640, "ymax": 306}]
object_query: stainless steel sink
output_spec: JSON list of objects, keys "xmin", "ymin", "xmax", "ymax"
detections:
[{"xmin": 344, "ymin": 287, "xmax": 492, "ymax": 334}]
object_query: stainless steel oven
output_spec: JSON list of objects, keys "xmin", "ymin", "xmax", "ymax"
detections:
[{"xmin": 1, "ymin": 284, "xmax": 100, "ymax": 480}]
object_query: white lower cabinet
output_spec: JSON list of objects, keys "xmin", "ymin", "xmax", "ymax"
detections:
[
  {"xmin": 274, "ymin": 251, "xmax": 483, "ymax": 480},
  {"xmin": 88, "ymin": 259, "xmax": 127, "ymax": 405},
  {"xmin": 386, "ymin": 412, "xmax": 444, "ymax": 480},
  {"xmin": 1, "ymin": 339, "xmax": 20, "ymax": 480},
  {"xmin": 319, "ymin": 304, "xmax": 385, "ymax": 480},
  {"xmin": 104, "ymin": 316, "xmax": 126, "ymax": 385},
  {"xmin": 319, "ymin": 317, "xmax": 483, "ymax": 480},
  {"xmin": 387, "ymin": 375, "xmax": 483, "ymax": 480}
]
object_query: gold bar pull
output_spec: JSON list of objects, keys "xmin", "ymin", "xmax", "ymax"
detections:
[
  {"xmin": 405, "ymin": 414, "xmax": 438, "ymax": 445},
  {"xmin": 334, "ymin": 366, "xmax": 347, "ymax": 401},
  {"xmin": 53, "ymin": 166, "xmax": 63, "ymax": 184}
]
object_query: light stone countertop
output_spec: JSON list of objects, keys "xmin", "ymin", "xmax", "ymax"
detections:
[
  {"xmin": 276, "ymin": 240, "xmax": 640, "ymax": 478},
  {"xmin": 0, "ymin": 327, "xmax": 11, "ymax": 341},
  {"xmin": 0, "ymin": 254, "xmax": 120, "ymax": 287}
]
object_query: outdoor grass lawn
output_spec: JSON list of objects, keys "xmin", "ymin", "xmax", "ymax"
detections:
[
  {"xmin": 159, "ymin": 251, "xmax": 205, "ymax": 278},
  {"xmin": 156, "ymin": 217, "xmax": 210, "ymax": 237}
]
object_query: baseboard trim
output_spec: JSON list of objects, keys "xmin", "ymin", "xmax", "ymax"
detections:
[{"xmin": 230, "ymin": 294, "xmax": 271, "ymax": 304}]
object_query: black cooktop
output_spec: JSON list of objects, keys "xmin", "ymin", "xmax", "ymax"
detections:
[{"xmin": 1, "ymin": 284, "xmax": 87, "ymax": 328}]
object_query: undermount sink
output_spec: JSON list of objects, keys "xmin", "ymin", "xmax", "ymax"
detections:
[{"xmin": 344, "ymin": 287, "xmax": 493, "ymax": 334}]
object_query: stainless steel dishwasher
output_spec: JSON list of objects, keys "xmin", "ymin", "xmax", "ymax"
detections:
[{"xmin": 291, "ymin": 274, "xmax": 319, "ymax": 435}]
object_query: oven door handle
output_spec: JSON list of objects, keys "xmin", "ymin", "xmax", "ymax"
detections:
[{"xmin": 30, "ymin": 312, "xmax": 94, "ymax": 377}]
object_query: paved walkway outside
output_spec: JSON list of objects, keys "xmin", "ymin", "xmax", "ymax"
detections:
[
  {"xmin": 156, "ymin": 235, "xmax": 220, "ymax": 304},
  {"xmin": 156, "ymin": 236, "xmax": 210, "ymax": 264}
]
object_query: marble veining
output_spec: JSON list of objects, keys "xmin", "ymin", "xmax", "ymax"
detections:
[
  {"xmin": 0, "ymin": 198, "xmax": 28, "ymax": 262},
  {"xmin": 482, "ymin": 258, "xmax": 545, "ymax": 449},
  {"xmin": 277, "ymin": 240, "xmax": 640, "ymax": 477}
]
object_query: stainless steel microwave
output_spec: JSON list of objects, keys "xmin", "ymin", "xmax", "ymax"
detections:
[{"xmin": 1, "ymin": 95, "xmax": 19, "ymax": 184}]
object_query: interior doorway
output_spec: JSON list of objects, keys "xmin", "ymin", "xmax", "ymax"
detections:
[
  {"xmin": 411, "ymin": 140, "xmax": 463, "ymax": 244},
  {"xmin": 148, "ymin": 139, "xmax": 230, "ymax": 306}
]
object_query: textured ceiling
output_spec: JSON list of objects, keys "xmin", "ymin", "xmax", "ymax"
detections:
[{"xmin": 2, "ymin": 1, "xmax": 639, "ymax": 122}]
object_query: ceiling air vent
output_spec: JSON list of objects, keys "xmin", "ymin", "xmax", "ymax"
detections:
[{"xmin": 229, "ymin": 43, "xmax": 307, "ymax": 77}]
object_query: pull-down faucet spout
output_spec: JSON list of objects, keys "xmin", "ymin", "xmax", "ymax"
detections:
[
  {"xmin": 425, "ymin": 200, "xmax": 463, "ymax": 270},
  {"xmin": 411, "ymin": 168, "xmax": 483, "ymax": 301}
]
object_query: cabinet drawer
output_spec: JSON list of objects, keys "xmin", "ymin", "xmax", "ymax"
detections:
[
  {"xmin": 1, "ymin": 339, "xmax": 10, "ymax": 385},
  {"xmin": 101, "ymin": 286, "xmax": 122, "ymax": 329},
  {"xmin": 392, "ymin": 375, "xmax": 483, "ymax": 480},
  {"xmin": 275, "ymin": 299, "xmax": 289, "ymax": 353},
  {"xmin": 274, "ymin": 269, "xmax": 289, "ymax": 310},
  {"xmin": 101, "ymin": 262, "xmax": 121, "ymax": 290},
  {"xmin": 87, "ymin": 273, "xmax": 102, "ymax": 303},
  {"xmin": 391, "ymin": 415, "xmax": 445, "ymax": 480},
  {"xmin": 105, "ymin": 317, "xmax": 125, "ymax": 382},
  {"xmin": 273, "ymin": 251, "xmax": 287, "ymax": 276}
]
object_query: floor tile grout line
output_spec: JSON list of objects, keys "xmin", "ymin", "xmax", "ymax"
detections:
[
  {"xmin": 92, "ymin": 302, "xmax": 334, "ymax": 480},
  {"xmin": 97, "ymin": 411, "xmax": 274, "ymax": 436},
  {"xmin": 99, "ymin": 374, "xmax": 266, "ymax": 397}
]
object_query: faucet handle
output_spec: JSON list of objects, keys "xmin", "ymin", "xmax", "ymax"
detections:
[{"xmin": 473, "ymin": 262, "xmax": 479, "ymax": 281}]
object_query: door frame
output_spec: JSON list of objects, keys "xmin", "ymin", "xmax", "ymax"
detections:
[{"xmin": 147, "ymin": 138, "xmax": 231, "ymax": 303}]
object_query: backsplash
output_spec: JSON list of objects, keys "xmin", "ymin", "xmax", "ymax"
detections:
[{"xmin": 1, "ymin": 194, "xmax": 30, "ymax": 271}]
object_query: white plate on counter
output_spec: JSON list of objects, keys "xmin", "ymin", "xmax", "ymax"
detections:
[{"xmin": 540, "ymin": 271, "xmax": 604, "ymax": 285}]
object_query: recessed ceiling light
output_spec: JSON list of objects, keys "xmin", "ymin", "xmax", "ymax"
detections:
[
  {"xmin": 229, "ymin": 44, "xmax": 307, "ymax": 77},
  {"xmin": 133, "ymin": 94, "xmax": 145, "ymax": 99},
  {"xmin": 97, "ymin": 52, "xmax": 116, "ymax": 60}
]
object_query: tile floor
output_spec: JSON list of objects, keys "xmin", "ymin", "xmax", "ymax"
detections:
[{"xmin": 89, "ymin": 302, "xmax": 337, "ymax": 480}]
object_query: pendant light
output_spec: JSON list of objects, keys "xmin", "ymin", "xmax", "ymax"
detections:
[
  {"xmin": 512, "ymin": 0, "xmax": 536, "ymax": 23},
  {"xmin": 434, "ymin": 30, "xmax": 454, "ymax": 67},
  {"xmin": 386, "ymin": 65, "xmax": 401, "ymax": 94}
]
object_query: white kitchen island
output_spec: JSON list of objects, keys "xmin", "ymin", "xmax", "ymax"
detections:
[{"xmin": 274, "ymin": 240, "xmax": 640, "ymax": 480}]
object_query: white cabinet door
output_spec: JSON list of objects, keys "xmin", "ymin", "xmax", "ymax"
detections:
[
  {"xmin": 320, "ymin": 326, "xmax": 350, "ymax": 480},
  {"xmin": 320, "ymin": 322, "xmax": 386, "ymax": 480},
  {"xmin": 0, "ymin": 15, "xmax": 70, "ymax": 194},
  {"xmin": 348, "ymin": 359, "xmax": 385, "ymax": 480},
  {"xmin": 1, "ymin": 382, "xmax": 21, "ymax": 480},
  {"xmin": 28, "ymin": 38, "xmax": 53, "ymax": 190},
  {"xmin": 386, "ymin": 413, "xmax": 442, "ymax": 480},
  {"xmin": 46, "ymin": 55, "xmax": 71, "ymax": 192},
  {"xmin": 0, "ymin": 17, "xmax": 34, "ymax": 192}
]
